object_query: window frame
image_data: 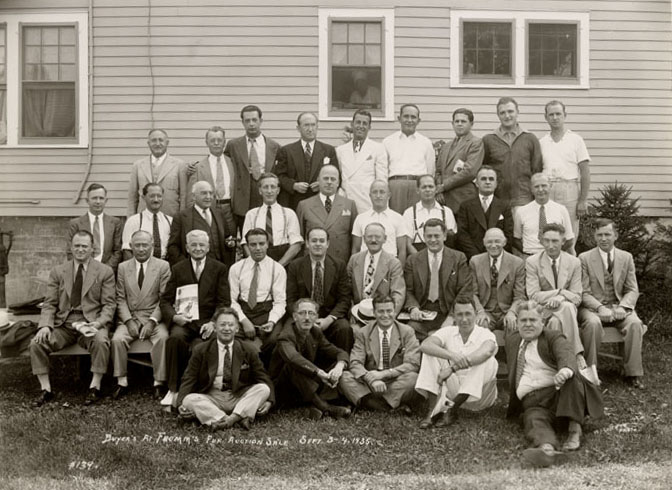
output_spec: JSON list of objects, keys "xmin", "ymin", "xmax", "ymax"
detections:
[
  {"xmin": 450, "ymin": 10, "xmax": 589, "ymax": 89},
  {"xmin": 1, "ymin": 11, "xmax": 88, "ymax": 148},
  {"xmin": 319, "ymin": 9, "xmax": 395, "ymax": 122}
]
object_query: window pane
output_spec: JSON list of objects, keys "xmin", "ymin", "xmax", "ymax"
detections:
[
  {"xmin": 366, "ymin": 45, "xmax": 381, "ymax": 65},
  {"xmin": 25, "ymin": 46, "xmax": 41, "ymax": 64},
  {"xmin": 0, "ymin": 89, "xmax": 6, "ymax": 144},
  {"xmin": 41, "ymin": 64, "xmax": 59, "ymax": 81},
  {"xmin": 60, "ymin": 26, "xmax": 76, "ymax": 45},
  {"xmin": 23, "ymin": 24, "xmax": 77, "ymax": 82},
  {"xmin": 24, "ymin": 27, "xmax": 41, "ymax": 45},
  {"xmin": 332, "ymin": 22, "xmax": 347, "ymax": 43},
  {"xmin": 60, "ymin": 46, "xmax": 76, "ymax": 63},
  {"xmin": 42, "ymin": 27, "xmax": 59, "ymax": 45},
  {"xmin": 348, "ymin": 23, "xmax": 364, "ymax": 43},
  {"xmin": 331, "ymin": 66, "xmax": 381, "ymax": 111},
  {"xmin": 528, "ymin": 23, "xmax": 577, "ymax": 77},
  {"xmin": 332, "ymin": 44, "xmax": 347, "ymax": 65},
  {"xmin": 348, "ymin": 45, "xmax": 364, "ymax": 65},
  {"xmin": 22, "ymin": 84, "xmax": 76, "ymax": 138},
  {"xmin": 24, "ymin": 63, "xmax": 41, "ymax": 80},
  {"xmin": 60, "ymin": 64, "xmax": 76, "ymax": 81},
  {"xmin": 463, "ymin": 22, "xmax": 512, "ymax": 76},
  {"xmin": 42, "ymin": 46, "xmax": 58, "ymax": 64},
  {"xmin": 365, "ymin": 23, "xmax": 381, "ymax": 44}
]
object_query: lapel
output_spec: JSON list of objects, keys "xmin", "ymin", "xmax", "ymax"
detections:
[
  {"xmin": 323, "ymin": 256, "xmax": 335, "ymax": 299},
  {"xmin": 79, "ymin": 214, "xmax": 91, "ymax": 233},
  {"xmin": 309, "ymin": 141, "xmax": 324, "ymax": 182},
  {"xmin": 353, "ymin": 252, "xmax": 365, "ymax": 297},
  {"xmin": 207, "ymin": 340, "xmax": 219, "ymax": 385},
  {"xmin": 372, "ymin": 252, "xmax": 389, "ymax": 291},
  {"xmin": 139, "ymin": 257, "xmax": 158, "ymax": 299},
  {"xmin": 472, "ymin": 198, "xmax": 488, "ymax": 230},
  {"xmin": 556, "ymin": 252, "xmax": 569, "ymax": 288},
  {"xmin": 368, "ymin": 325, "xmax": 380, "ymax": 367},
  {"xmin": 199, "ymin": 157, "xmax": 215, "ymax": 185},
  {"xmin": 140, "ymin": 157, "xmax": 153, "ymax": 183},
  {"xmin": 235, "ymin": 138, "xmax": 250, "ymax": 168},
  {"xmin": 478, "ymin": 254, "xmax": 492, "ymax": 292},
  {"xmin": 389, "ymin": 323, "xmax": 401, "ymax": 358},
  {"xmin": 309, "ymin": 196, "xmax": 329, "ymax": 225},
  {"xmin": 447, "ymin": 136, "xmax": 466, "ymax": 168},
  {"xmin": 612, "ymin": 248, "xmax": 623, "ymax": 286},
  {"xmin": 64, "ymin": 261, "xmax": 75, "ymax": 300},
  {"xmin": 156, "ymin": 155, "xmax": 177, "ymax": 183},
  {"xmin": 81, "ymin": 260, "xmax": 97, "ymax": 298},
  {"xmin": 263, "ymin": 136, "xmax": 276, "ymax": 172},
  {"xmin": 589, "ymin": 248, "xmax": 605, "ymax": 290},
  {"xmin": 498, "ymin": 253, "xmax": 511, "ymax": 287},
  {"xmin": 324, "ymin": 195, "xmax": 345, "ymax": 229},
  {"xmin": 125, "ymin": 261, "xmax": 141, "ymax": 299},
  {"xmin": 231, "ymin": 341, "xmax": 243, "ymax": 388},
  {"xmin": 198, "ymin": 258, "xmax": 211, "ymax": 287},
  {"xmin": 540, "ymin": 253, "xmax": 556, "ymax": 288},
  {"xmin": 440, "ymin": 248, "xmax": 453, "ymax": 290},
  {"xmin": 417, "ymin": 250, "xmax": 430, "ymax": 295},
  {"xmin": 487, "ymin": 197, "xmax": 503, "ymax": 227},
  {"xmin": 301, "ymin": 257, "xmax": 313, "ymax": 293},
  {"xmin": 291, "ymin": 141, "xmax": 307, "ymax": 181},
  {"xmin": 102, "ymin": 215, "xmax": 113, "ymax": 252}
]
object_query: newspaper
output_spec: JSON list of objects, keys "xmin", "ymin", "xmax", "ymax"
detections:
[
  {"xmin": 397, "ymin": 310, "xmax": 438, "ymax": 321},
  {"xmin": 175, "ymin": 284, "xmax": 199, "ymax": 321}
]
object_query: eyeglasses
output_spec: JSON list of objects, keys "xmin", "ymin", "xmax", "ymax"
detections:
[{"xmin": 295, "ymin": 310, "xmax": 318, "ymax": 317}]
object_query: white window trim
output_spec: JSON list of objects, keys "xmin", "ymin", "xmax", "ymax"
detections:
[
  {"xmin": 318, "ymin": 9, "xmax": 395, "ymax": 122},
  {"xmin": 450, "ymin": 10, "xmax": 589, "ymax": 89},
  {"xmin": 1, "ymin": 10, "xmax": 88, "ymax": 148}
]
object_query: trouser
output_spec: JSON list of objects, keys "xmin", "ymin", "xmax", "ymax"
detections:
[
  {"xmin": 339, "ymin": 371, "xmax": 418, "ymax": 409},
  {"xmin": 388, "ymin": 178, "xmax": 420, "ymax": 214},
  {"xmin": 324, "ymin": 318, "xmax": 355, "ymax": 353},
  {"xmin": 180, "ymin": 383, "xmax": 270, "ymax": 426},
  {"xmin": 236, "ymin": 299, "xmax": 276, "ymax": 365},
  {"xmin": 267, "ymin": 244, "xmax": 290, "ymax": 263},
  {"xmin": 549, "ymin": 179, "xmax": 580, "ymax": 251},
  {"xmin": 111, "ymin": 322, "xmax": 169, "ymax": 382},
  {"xmin": 543, "ymin": 302, "xmax": 583, "ymax": 356},
  {"xmin": 273, "ymin": 359, "xmax": 339, "ymax": 408},
  {"xmin": 165, "ymin": 324, "xmax": 203, "ymax": 392}
]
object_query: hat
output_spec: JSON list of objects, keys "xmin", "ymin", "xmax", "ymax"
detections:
[{"xmin": 351, "ymin": 298, "xmax": 375, "ymax": 324}]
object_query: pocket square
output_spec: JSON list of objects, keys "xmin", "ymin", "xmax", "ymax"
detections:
[
  {"xmin": 240, "ymin": 363, "xmax": 250, "ymax": 370},
  {"xmin": 342, "ymin": 209, "xmax": 351, "ymax": 216},
  {"xmin": 323, "ymin": 157, "xmax": 331, "ymax": 165},
  {"xmin": 365, "ymin": 155, "xmax": 373, "ymax": 161},
  {"xmin": 497, "ymin": 215, "xmax": 504, "ymax": 221}
]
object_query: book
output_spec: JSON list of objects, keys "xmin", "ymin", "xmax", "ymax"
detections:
[{"xmin": 175, "ymin": 284, "xmax": 199, "ymax": 321}]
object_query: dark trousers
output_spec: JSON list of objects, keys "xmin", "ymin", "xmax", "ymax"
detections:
[
  {"xmin": 166, "ymin": 324, "xmax": 203, "ymax": 392},
  {"xmin": 407, "ymin": 301, "xmax": 447, "ymax": 342},
  {"xmin": 325, "ymin": 318, "xmax": 354, "ymax": 353}
]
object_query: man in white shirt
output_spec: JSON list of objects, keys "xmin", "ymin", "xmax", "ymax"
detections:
[
  {"xmin": 241, "ymin": 172, "xmax": 303, "ymax": 266},
  {"xmin": 383, "ymin": 104, "xmax": 436, "ymax": 214},
  {"xmin": 122, "ymin": 183, "xmax": 172, "ymax": 261},
  {"xmin": 352, "ymin": 180, "xmax": 409, "ymax": 265}
]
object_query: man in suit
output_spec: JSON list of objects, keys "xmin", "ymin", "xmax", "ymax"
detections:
[
  {"xmin": 296, "ymin": 165, "xmax": 358, "ymax": 265},
  {"xmin": 339, "ymin": 296, "xmax": 421, "ymax": 411},
  {"xmin": 457, "ymin": 166, "xmax": 514, "ymax": 259},
  {"xmin": 337, "ymin": 109, "xmax": 388, "ymax": 213},
  {"xmin": 225, "ymin": 106, "xmax": 281, "ymax": 232},
  {"xmin": 578, "ymin": 219, "xmax": 645, "ymax": 388},
  {"xmin": 167, "ymin": 180, "xmax": 237, "ymax": 267},
  {"xmin": 471, "ymin": 228, "xmax": 526, "ymax": 332},
  {"xmin": 177, "ymin": 307, "xmax": 273, "ymax": 430},
  {"xmin": 274, "ymin": 112, "xmax": 339, "ymax": 209},
  {"xmin": 128, "ymin": 128, "xmax": 187, "ymax": 217},
  {"xmin": 286, "ymin": 227, "xmax": 353, "ymax": 352},
  {"xmin": 506, "ymin": 301, "xmax": 603, "ymax": 467},
  {"xmin": 269, "ymin": 298, "xmax": 351, "ymax": 419},
  {"xmin": 526, "ymin": 223, "xmax": 585, "ymax": 363},
  {"xmin": 30, "ymin": 230, "xmax": 115, "ymax": 407},
  {"xmin": 404, "ymin": 218, "xmax": 473, "ymax": 342},
  {"xmin": 435, "ymin": 108, "xmax": 485, "ymax": 215},
  {"xmin": 122, "ymin": 183, "xmax": 173, "ymax": 262},
  {"xmin": 67, "ymin": 183, "xmax": 122, "ymax": 272},
  {"xmin": 111, "ymin": 231, "xmax": 171, "ymax": 400},
  {"xmin": 160, "ymin": 230, "xmax": 230, "ymax": 407},
  {"xmin": 347, "ymin": 222, "xmax": 405, "ymax": 319}
]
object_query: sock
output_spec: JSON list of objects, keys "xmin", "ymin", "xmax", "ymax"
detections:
[
  {"xmin": 90, "ymin": 373, "xmax": 103, "ymax": 390},
  {"xmin": 37, "ymin": 374, "xmax": 51, "ymax": 392},
  {"xmin": 452, "ymin": 393, "xmax": 469, "ymax": 410},
  {"xmin": 118, "ymin": 376, "xmax": 128, "ymax": 387},
  {"xmin": 153, "ymin": 381, "xmax": 163, "ymax": 387}
]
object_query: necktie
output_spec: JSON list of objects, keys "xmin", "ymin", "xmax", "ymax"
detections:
[
  {"xmin": 249, "ymin": 139, "xmax": 262, "ymax": 181},
  {"xmin": 364, "ymin": 255, "xmax": 375, "ymax": 298},
  {"xmin": 194, "ymin": 260, "xmax": 202, "ymax": 281},
  {"xmin": 92, "ymin": 216, "xmax": 101, "ymax": 258},
  {"xmin": 607, "ymin": 252, "xmax": 613, "ymax": 274},
  {"xmin": 481, "ymin": 196, "xmax": 489, "ymax": 213},
  {"xmin": 515, "ymin": 340, "xmax": 530, "ymax": 388},
  {"xmin": 215, "ymin": 155, "xmax": 226, "ymax": 199},
  {"xmin": 151, "ymin": 156, "xmax": 158, "ymax": 182},
  {"xmin": 428, "ymin": 253, "xmax": 440, "ymax": 302},
  {"xmin": 354, "ymin": 140, "xmax": 361, "ymax": 153},
  {"xmin": 152, "ymin": 213, "xmax": 162, "ymax": 258},
  {"xmin": 138, "ymin": 262, "xmax": 145, "ymax": 290},
  {"xmin": 304, "ymin": 142, "xmax": 312, "ymax": 180},
  {"xmin": 325, "ymin": 196, "xmax": 332, "ymax": 214},
  {"xmin": 382, "ymin": 330, "xmax": 390, "ymax": 369},
  {"xmin": 313, "ymin": 261, "xmax": 324, "ymax": 304},
  {"xmin": 491, "ymin": 257, "xmax": 498, "ymax": 286},
  {"xmin": 248, "ymin": 262, "xmax": 259, "ymax": 309},
  {"xmin": 222, "ymin": 345, "xmax": 232, "ymax": 389},
  {"xmin": 538, "ymin": 205, "xmax": 547, "ymax": 242},
  {"xmin": 71, "ymin": 263, "xmax": 84, "ymax": 309},
  {"xmin": 266, "ymin": 205, "xmax": 274, "ymax": 247},
  {"xmin": 552, "ymin": 258, "xmax": 559, "ymax": 288},
  {"xmin": 203, "ymin": 209, "xmax": 212, "ymax": 227}
]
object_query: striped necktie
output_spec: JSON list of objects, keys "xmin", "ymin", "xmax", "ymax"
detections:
[{"xmin": 382, "ymin": 330, "xmax": 390, "ymax": 369}]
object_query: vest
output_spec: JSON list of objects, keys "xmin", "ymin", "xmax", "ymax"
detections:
[{"xmin": 602, "ymin": 269, "xmax": 619, "ymax": 305}]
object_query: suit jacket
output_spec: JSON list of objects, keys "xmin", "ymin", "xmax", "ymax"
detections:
[
  {"xmin": 127, "ymin": 154, "xmax": 187, "ymax": 217},
  {"xmin": 160, "ymin": 257, "xmax": 230, "ymax": 330},
  {"xmin": 470, "ymin": 251, "xmax": 525, "ymax": 316},
  {"xmin": 66, "ymin": 214, "xmax": 123, "ymax": 271},
  {"xmin": 274, "ymin": 140, "xmax": 339, "ymax": 209},
  {"xmin": 225, "ymin": 135, "xmax": 281, "ymax": 217},
  {"xmin": 269, "ymin": 320, "xmax": 349, "ymax": 379},
  {"xmin": 185, "ymin": 155, "xmax": 235, "ymax": 208},
  {"xmin": 404, "ymin": 247, "xmax": 473, "ymax": 314},
  {"xmin": 526, "ymin": 251, "xmax": 582, "ymax": 306},
  {"xmin": 347, "ymin": 250, "xmax": 405, "ymax": 315},
  {"xmin": 349, "ymin": 320, "xmax": 420, "ymax": 378},
  {"xmin": 456, "ymin": 195, "xmax": 514, "ymax": 259},
  {"xmin": 579, "ymin": 247, "xmax": 639, "ymax": 311},
  {"xmin": 336, "ymin": 137, "xmax": 388, "ymax": 213},
  {"xmin": 435, "ymin": 132, "xmax": 484, "ymax": 214},
  {"xmin": 116, "ymin": 257, "xmax": 171, "ymax": 325},
  {"xmin": 296, "ymin": 194, "xmax": 358, "ymax": 265},
  {"xmin": 286, "ymin": 255, "xmax": 351, "ymax": 320},
  {"xmin": 177, "ymin": 337, "xmax": 274, "ymax": 407},
  {"xmin": 166, "ymin": 205, "xmax": 236, "ymax": 266},
  {"xmin": 39, "ymin": 259, "xmax": 116, "ymax": 329}
]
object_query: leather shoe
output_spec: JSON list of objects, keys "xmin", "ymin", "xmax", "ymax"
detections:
[
  {"xmin": 307, "ymin": 406, "xmax": 323, "ymax": 420},
  {"xmin": 112, "ymin": 385, "xmax": 128, "ymax": 400},
  {"xmin": 84, "ymin": 388, "xmax": 102, "ymax": 406},
  {"xmin": 33, "ymin": 390, "xmax": 55, "ymax": 407},
  {"xmin": 562, "ymin": 431, "xmax": 581, "ymax": 451},
  {"xmin": 434, "ymin": 409, "xmax": 458, "ymax": 428},
  {"xmin": 153, "ymin": 385, "xmax": 167, "ymax": 400},
  {"xmin": 627, "ymin": 377, "xmax": 645, "ymax": 390},
  {"xmin": 522, "ymin": 447, "xmax": 568, "ymax": 468},
  {"xmin": 238, "ymin": 418, "xmax": 252, "ymax": 431},
  {"xmin": 418, "ymin": 418, "xmax": 433, "ymax": 429},
  {"xmin": 327, "ymin": 405, "xmax": 352, "ymax": 419}
]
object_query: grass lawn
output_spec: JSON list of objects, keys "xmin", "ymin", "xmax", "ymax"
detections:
[{"xmin": 1, "ymin": 330, "xmax": 672, "ymax": 490}]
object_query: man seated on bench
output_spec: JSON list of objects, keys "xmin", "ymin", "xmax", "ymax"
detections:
[
  {"xmin": 112, "ymin": 230, "xmax": 171, "ymax": 400},
  {"xmin": 30, "ymin": 230, "xmax": 116, "ymax": 407}
]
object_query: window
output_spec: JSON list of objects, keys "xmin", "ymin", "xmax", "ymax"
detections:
[
  {"xmin": 1, "ymin": 12, "xmax": 88, "ymax": 147},
  {"xmin": 0, "ymin": 25, "xmax": 6, "ymax": 145},
  {"xmin": 450, "ymin": 11, "xmax": 589, "ymax": 89},
  {"xmin": 319, "ymin": 9, "xmax": 394, "ymax": 121}
]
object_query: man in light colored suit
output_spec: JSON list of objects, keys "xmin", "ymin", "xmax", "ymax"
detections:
[
  {"xmin": 347, "ymin": 222, "xmax": 405, "ymax": 318},
  {"xmin": 471, "ymin": 228, "xmax": 526, "ymax": 332},
  {"xmin": 435, "ymin": 108, "xmax": 485, "ymax": 214},
  {"xmin": 128, "ymin": 128, "xmax": 187, "ymax": 217},
  {"xmin": 336, "ymin": 109, "xmax": 388, "ymax": 214},
  {"xmin": 112, "ymin": 231, "xmax": 171, "ymax": 400},
  {"xmin": 339, "ymin": 296, "xmax": 420, "ymax": 412},
  {"xmin": 67, "ymin": 183, "xmax": 122, "ymax": 272},
  {"xmin": 578, "ymin": 219, "xmax": 645, "ymax": 388},
  {"xmin": 296, "ymin": 165, "xmax": 357, "ymax": 265}
]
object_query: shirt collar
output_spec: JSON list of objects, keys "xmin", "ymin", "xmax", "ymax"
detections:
[
  {"xmin": 194, "ymin": 204, "xmax": 209, "ymax": 215},
  {"xmin": 88, "ymin": 211, "xmax": 104, "ymax": 221},
  {"xmin": 319, "ymin": 193, "xmax": 334, "ymax": 205},
  {"xmin": 489, "ymin": 253, "xmax": 502, "ymax": 268},
  {"xmin": 417, "ymin": 200, "xmax": 440, "ymax": 211},
  {"xmin": 74, "ymin": 259, "xmax": 90, "ymax": 272},
  {"xmin": 301, "ymin": 139, "xmax": 314, "ymax": 150},
  {"xmin": 599, "ymin": 248, "xmax": 614, "ymax": 261},
  {"xmin": 399, "ymin": 131, "xmax": 416, "ymax": 140},
  {"xmin": 134, "ymin": 258, "xmax": 149, "ymax": 269},
  {"xmin": 248, "ymin": 134, "xmax": 263, "ymax": 144},
  {"xmin": 378, "ymin": 325, "xmax": 392, "ymax": 338},
  {"xmin": 217, "ymin": 340, "xmax": 234, "ymax": 351},
  {"xmin": 151, "ymin": 153, "xmax": 167, "ymax": 165},
  {"xmin": 191, "ymin": 257, "xmax": 206, "ymax": 269}
]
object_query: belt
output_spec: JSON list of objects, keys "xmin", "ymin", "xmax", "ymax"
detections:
[
  {"xmin": 216, "ymin": 199, "xmax": 231, "ymax": 205},
  {"xmin": 389, "ymin": 175, "xmax": 420, "ymax": 181}
]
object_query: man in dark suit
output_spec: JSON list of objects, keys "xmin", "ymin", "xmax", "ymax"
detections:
[
  {"xmin": 225, "ymin": 105, "xmax": 281, "ymax": 231},
  {"xmin": 404, "ymin": 218, "xmax": 473, "ymax": 341},
  {"xmin": 160, "ymin": 230, "xmax": 230, "ymax": 407},
  {"xmin": 286, "ymin": 227, "xmax": 353, "ymax": 352},
  {"xmin": 67, "ymin": 183, "xmax": 122, "ymax": 272},
  {"xmin": 167, "ymin": 180, "xmax": 236, "ymax": 267},
  {"xmin": 506, "ymin": 301, "xmax": 603, "ymax": 467},
  {"xmin": 30, "ymin": 230, "xmax": 116, "ymax": 406},
  {"xmin": 274, "ymin": 112, "xmax": 338, "ymax": 209},
  {"xmin": 177, "ymin": 307, "xmax": 273, "ymax": 430},
  {"xmin": 435, "ymin": 108, "xmax": 485, "ymax": 214},
  {"xmin": 269, "ymin": 298, "xmax": 350, "ymax": 419},
  {"xmin": 457, "ymin": 166, "xmax": 514, "ymax": 259}
]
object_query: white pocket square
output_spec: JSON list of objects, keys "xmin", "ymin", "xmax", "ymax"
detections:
[{"xmin": 342, "ymin": 209, "xmax": 351, "ymax": 216}]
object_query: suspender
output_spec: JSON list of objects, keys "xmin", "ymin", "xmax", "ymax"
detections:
[
  {"xmin": 253, "ymin": 205, "xmax": 288, "ymax": 243},
  {"xmin": 412, "ymin": 205, "xmax": 446, "ymax": 243},
  {"xmin": 238, "ymin": 259, "xmax": 276, "ymax": 303},
  {"xmin": 137, "ymin": 212, "xmax": 171, "ymax": 233}
]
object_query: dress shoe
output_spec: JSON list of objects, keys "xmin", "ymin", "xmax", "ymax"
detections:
[
  {"xmin": 238, "ymin": 418, "xmax": 252, "ymax": 431},
  {"xmin": 327, "ymin": 405, "xmax": 352, "ymax": 419},
  {"xmin": 210, "ymin": 415, "xmax": 234, "ymax": 431},
  {"xmin": 33, "ymin": 390, "xmax": 55, "ymax": 408},
  {"xmin": 395, "ymin": 404, "xmax": 413, "ymax": 416},
  {"xmin": 434, "ymin": 409, "xmax": 458, "ymax": 428},
  {"xmin": 418, "ymin": 418, "xmax": 433, "ymax": 429},
  {"xmin": 359, "ymin": 394, "xmax": 391, "ymax": 412},
  {"xmin": 153, "ymin": 385, "xmax": 167, "ymax": 400},
  {"xmin": 84, "ymin": 388, "xmax": 103, "ymax": 406},
  {"xmin": 562, "ymin": 431, "xmax": 581, "ymax": 451},
  {"xmin": 112, "ymin": 385, "xmax": 128, "ymax": 400},
  {"xmin": 307, "ymin": 406, "xmax": 323, "ymax": 420},
  {"xmin": 626, "ymin": 377, "xmax": 645, "ymax": 390},
  {"xmin": 522, "ymin": 446, "xmax": 568, "ymax": 468}
]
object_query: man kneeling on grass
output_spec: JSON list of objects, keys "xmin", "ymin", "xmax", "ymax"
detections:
[{"xmin": 177, "ymin": 307, "xmax": 273, "ymax": 430}]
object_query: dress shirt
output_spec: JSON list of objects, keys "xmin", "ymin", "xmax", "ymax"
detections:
[
  {"xmin": 540, "ymin": 130, "xmax": 590, "ymax": 181},
  {"xmin": 495, "ymin": 124, "xmax": 523, "ymax": 147},
  {"xmin": 363, "ymin": 250, "xmax": 382, "ymax": 286},
  {"xmin": 479, "ymin": 194, "xmax": 494, "ymax": 210},
  {"xmin": 432, "ymin": 325, "xmax": 497, "ymax": 369},
  {"xmin": 318, "ymin": 193, "xmax": 336, "ymax": 207},
  {"xmin": 151, "ymin": 153, "xmax": 167, "ymax": 168},
  {"xmin": 121, "ymin": 209, "xmax": 172, "ymax": 258},
  {"xmin": 246, "ymin": 134, "xmax": 267, "ymax": 169},
  {"xmin": 513, "ymin": 200, "xmax": 574, "ymax": 254},
  {"xmin": 352, "ymin": 208, "xmax": 410, "ymax": 256},
  {"xmin": 241, "ymin": 202, "xmax": 302, "ymax": 246},
  {"xmin": 598, "ymin": 248, "xmax": 614, "ymax": 273},
  {"xmin": 489, "ymin": 253, "xmax": 502, "ymax": 272},
  {"xmin": 383, "ymin": 131, "xmax": 435, "ymax": 177},
  {"xmin": 88, "ymin": 212, "xmax": 105, "ymax": 262},
  {"xmin": 228, "ymin": 256, "xmax": 287, "ymax": 324},
  {"xmin": 194, "ymin": 204, "xmax": 212, "ymax": 225},
  {"xmin": 208, "ymin": 154, "xmax": 231, "ymax": 199},
  {"xmin": 402, "ymin": 201, "xmax": 457, "ymax": 244},
  {"xmin": 301, "ymin": 139, "xmax": 315, "ymax": 157},
  {"xmin": 190, "ymin": 257, "xmax": 205, "ymax": 280},
  {"xmin": 73, "ymin": 259, "xmax": 89, "ymax": 281},
  {"xmin": 429, "ymin": 250, "xmax": 444, "ymax": 270},
  {"xmin": 214, "ymin": 340, "xmax": 235, "ymax": 390},
  {"xmin": 516, "ymin": 338, "xmax": 557, "ymax": 399},
  {"xmin": 134, "ymin": 259, "xmax": 148, "ymax": 283},
  {"xmin": 377, "ymin": 326, "xmax": 392, "ymax": 370}
]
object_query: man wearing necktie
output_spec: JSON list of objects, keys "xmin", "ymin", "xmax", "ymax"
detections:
[
  {"xmin": 177, "ymin": 307, "xmax": 273, "ymax": 430},
  {"xmin": 30, "ymin": 230, "xmax": 116, "ymax": 407},
  {"xmin": 505, "ymin": 301, "xmax": 603, "ymax": 467},
  {"xmin": 122, "ymin": 183, "xmax": 173, "ymax": 261},
  {"xmin": 578, "ymin": 219, "xmax": 646, "ymax": 388}
]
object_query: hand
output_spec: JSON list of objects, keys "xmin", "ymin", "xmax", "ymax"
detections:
[
  {"xmin": 256, "ymin": 401, "xmax": 272, "ymax": 416},
  {"xmin": 293, "ymin": 182, "xmax": 310, "ymax": 194},
  {"xmin": 435, "ymin": 192, "xmax": 445, "ymax": 205},
  {"xmin": 173, "ymin": 314, "xmax": 191, "ymax": 327},
  {"xmin": 315, "ymin": 317, "xmax": 334, "ymax": 331},
  {"xmin": 437, "ymin": 367, "xmax": 453, "ymax": 384},
  {"xmin": 597, "ymin": 307, "xmax": 614, "ymax": 324},
  {"xmin": 554, "ymin": 367, "xmax": 574, "ymax": 389},
  {"xmin": 371, "ymin": 380, "xmax": 387, "ymax": 393},
  {"xmin": 186, "ymin": 160, "xmax": 199, "ymax": 177},
  {"xmin": 258, "ymin": 322, "xmax": 275, "ymax": 334},
  {"xmin": 126, "ymin": 319, "xmax": 141, "ymax": 338},
  {"xmin": 475, "ymin": 311, "xmax": 491, "ymax": 329},
  {"xmin": 409, "ymin": 307, "xmax": 423, "ymax": 321},
  {"xmin": 316, "ymin": 369, "xmax": 331, "ymax": 384},
  {"xmin": 503, "ymin": 311, "xmax": 518, "ymax": 332},
  {"xmin": 309, "ymin": 181, "xmax": 320, "ymax": 192},
  {"xmin": 241, "ymin": 319, "xmax": 256, "ymax": 340},
  {"xmin": 88, "ymin": 321, "xmax": 102, "ymax": 331},
  {"xmin": 613, "ymin": 307, "xmax": 627, "ymax": 321},
  {"xmin": 452, "ymin": 354, "xmax": 470, "ymax": 371},
  {"xmin": 199, "ymin": 321, "xmax": 215, "ymax": 339},
  {"xmin": 139, "ymin": 321, "xmax": 154, "ymax": 341},
  {"xmin": 576, "ymin": 199, "xmax": 587, "ymax": 218},
  {"xmin": 545, "ymin": 296, "xmax": 563, "ymax": 310},
  {"xmin": 327, "ymin": 364, "xmax": 344, "ymax": 385},
  {"xmin": 80, "ymin": 325, "xmax": 98, "ymax": 338},
  {"xmin": 34, "ymin": 326, "xmax": 52, "ymax": 344}
]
